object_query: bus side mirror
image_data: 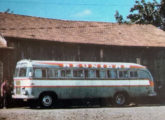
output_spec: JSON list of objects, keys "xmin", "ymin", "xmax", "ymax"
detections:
[{"xmin": 29, "ymin": 72, "xmax": 32, "ymax": 77}]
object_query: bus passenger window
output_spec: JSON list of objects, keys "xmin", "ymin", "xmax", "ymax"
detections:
[
  {"xmin": 48, "ymin": 69, "xmax": 58, "ymax": 78},
  {"xmin": 61, "ymin": 70, "xmax": 65, "ymax": 77},
  {"xmin": 96, "ymin": 70, "xmax": 100, "ymax": 78},
  {"xmin": 42, "ymin": 69, "xmax": 47, "ymax": 78},
  {"xmin": 61, "ymin": 70, "xmax": 72, "ymax": 78},
  {"xmin": 34, "ymin": 68, "xmax": 47, "ymax": 78},
  {"xmin": 130, "ymin": 71, "xmax": 138, "ymax": 78},
  {"xmin": 85, "ymin": 70, "xmax": 88, "ymax": 78},
  {"xmin": 19, "ymin": 68, "xmax": 27, "ymax": 77},
  {"xmin": 100, "ymin": 70, "xmax": 106, "ymax": 79},
  {"xmin": 118, "ymin": 71, "xmax": 128, "ymax": 78},
  {"xmin": 73, "ymin": 70, "xmax": 84, "ymax": 78},
  {"xmin": 88, "ymin": 69, "xmax": 96, "ymax": 78},
  {"xmin": 107, "ymin": 70, "xmax": 117, "ymax": 79},
  {"xmin": 66, "ymin": 70, "xmax": 72, "ymax": 77},
  {"xmin": 34, "ymin": 69, "xmax": 42, "ymax": 78}
]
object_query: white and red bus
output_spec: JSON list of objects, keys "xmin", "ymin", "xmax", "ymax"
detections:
[{"xmin": 12, "ymin": 59, "xmax": 156, "ymax": 108}]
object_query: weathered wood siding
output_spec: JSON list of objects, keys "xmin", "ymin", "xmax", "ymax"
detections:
[{"xmin": 4, "ymin": 37, "xmax": 165, "ymax": 96}]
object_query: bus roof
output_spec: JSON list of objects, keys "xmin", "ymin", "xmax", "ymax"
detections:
[{"xmin": 16, "ymin": 59, "xmax": 146, "ymax": 69}]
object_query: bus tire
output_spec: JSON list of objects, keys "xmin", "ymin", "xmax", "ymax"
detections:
[
  {"xmin": 113, "ymin": 92, "xmax": 129, "ymax": 107},
  {"xmin": 39, "ymin": 93, "xmax": 56, "ymax": 108}
]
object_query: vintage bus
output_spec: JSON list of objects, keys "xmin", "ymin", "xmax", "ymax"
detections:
[{"xmin": 12, "ymin": 59, "xmax": 156, "ymax": 108}]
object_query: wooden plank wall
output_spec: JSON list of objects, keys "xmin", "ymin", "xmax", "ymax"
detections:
[{"xmin": 5, "ymin": 38, "xmax": 165, "ymax": 96}]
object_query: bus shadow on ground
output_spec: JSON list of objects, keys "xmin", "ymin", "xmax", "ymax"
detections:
[
  {"xmin": 4, "ymin": 96, "xmax": 165, "ymax": 109},
  {"xmin": 29, "ymin": 97, "xmax": 165, "ymax": 109}
]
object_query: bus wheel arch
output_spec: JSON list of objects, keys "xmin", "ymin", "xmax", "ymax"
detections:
[
  {"xmin": 39, "ymin": 91, "xmax": 57, "ymax": 108},
  {"xmin": 113, "ymin": 91, "xmax": 129, "ymax": 106}
]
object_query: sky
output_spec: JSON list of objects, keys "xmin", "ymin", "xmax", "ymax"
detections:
[{"xmin": 0, "ymin": 0, "xmax": 161, "ymax": 22}]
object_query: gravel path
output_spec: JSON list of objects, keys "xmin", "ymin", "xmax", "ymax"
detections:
[{"xmin": 0, "ymin": 106, "xmax": 165, "ymax": 120}]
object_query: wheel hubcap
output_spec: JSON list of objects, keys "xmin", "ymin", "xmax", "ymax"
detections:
[
  {"xmin": 116, "ymin": 94, "xmax": 125, "ymax": 105},
  {"xmin": 42, "ymin": 95, "xmax": 53, "ymax": 107}
]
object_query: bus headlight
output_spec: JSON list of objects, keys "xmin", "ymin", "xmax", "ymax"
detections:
[{"xmin": 22, "ymin": 88, "xmax": 28, "ymax": 95}]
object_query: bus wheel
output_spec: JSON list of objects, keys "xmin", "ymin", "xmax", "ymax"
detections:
[
  {"xmin": 113, "ymin": 92, "xmax": 129, "ymax": 106},
  {"xmin": 39, "ymin": 94, "xmax": 55, "ymax": 108}
]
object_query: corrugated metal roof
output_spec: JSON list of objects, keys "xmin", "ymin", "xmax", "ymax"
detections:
[{"xmin": 0, "ymin": 13, "xmax": 165, "ymax": 47}]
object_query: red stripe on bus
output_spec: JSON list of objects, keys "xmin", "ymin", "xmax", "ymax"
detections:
[
  {"xmin": 14, "ymin": 78, "xmax": 31, "ymax": 81},
  {"xmin": 130, "ymin": 65, "xmax": 145, "ymax": 69},
  {"xmin": 14, "ymin": 85, "xmax": 151, "ymax": 88},
  {"xmin": 38, "ymin": 62, "xmax": 145, "ymax": 69}
]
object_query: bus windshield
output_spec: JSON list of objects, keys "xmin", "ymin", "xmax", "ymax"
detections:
[{"xmin": 14, "ymin": 67, "xmax": 27, "ymax": 77}]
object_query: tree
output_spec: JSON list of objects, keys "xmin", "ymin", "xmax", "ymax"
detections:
[
  {"xmin": 160, "ymin": 0, "xmax": 165, "ymax": 30},
  {"xmin": 114, "ymin": 11, "xmax": 124, "ymax": 24},
  {"xmin": 115, "ymin": 0, "xmax": 165, "ymax": 30}
]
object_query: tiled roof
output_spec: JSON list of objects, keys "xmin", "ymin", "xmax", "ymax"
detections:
[{"xmin": 0, "ymin": 13, "xmax": 165, "ymax": 47}]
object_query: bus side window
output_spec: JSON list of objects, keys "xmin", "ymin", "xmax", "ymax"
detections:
[
  {"xmin": 61, "ymin": 70, "xmax": 65, "ymax": 78},
  {"xmin": 73, "ymin": 69, "xmax": 84, "ymax": 78},
  {"xmin": 88, "ymin": 69, "xmax": 96, "ymax": 78},
  {"xmin": 66, "ymin": 70, "xmax": 72, "ymax": 78},
  {"xmin": 42, "ymin": 69, "xmax": 47, "ymax": 78},
  {"xmin": 118, "ymin": 70, "xmax": 128, "ymax": 79},
  {"xmin": 34, "ymin": 68, "xmax": 42, "ymax": 78},
  {"xmin": 130, "ymin": 71, "xmax": 138, "ymax": 78},
  {"xmin": 85, "ymin": 70, "xmax": 88, "ymax": 78},
  {"xmin": 34, "ymin": 68, "xmax": 47, "ymax": 78},
  {"xmin": 96, "ymin": 70, "xmax": 100, "ymax": 78},
  {"xmin": 107, "ymin": 70, "xmax": 117, "ymax": 79},
  {"xmin": 48, "ymin": 69, "xmax": 58, "ymax": 78},
  {"xmin": 99, "ymin": 70, "xmax": 106, "ymax": 79},
  {"xmin": 61, "ymin": 69, "xmax": 72, "ymax": 78}
]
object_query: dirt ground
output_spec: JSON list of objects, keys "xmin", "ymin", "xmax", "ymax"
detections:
[{"xmin": 1, "ymin": 105, "xmax": 165, "ymax": 120}]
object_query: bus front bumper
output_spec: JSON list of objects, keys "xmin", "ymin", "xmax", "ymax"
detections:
[
  {"xmin": 12, "ymin": 94, "xmax": 36, "ymax": 99},
  {"xmin": 148, "ymin": 91, "xmax": 157, "ymax": 97}
]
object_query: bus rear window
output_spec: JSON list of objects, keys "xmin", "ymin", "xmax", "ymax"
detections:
[{"xmin": 138, "ymin": 70, "xmax": 151, "ymax": 79}]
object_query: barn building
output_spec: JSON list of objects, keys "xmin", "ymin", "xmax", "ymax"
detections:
[{"xmin": 1, "ymin": 12, "xmax": 165, "ymax": 96}]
